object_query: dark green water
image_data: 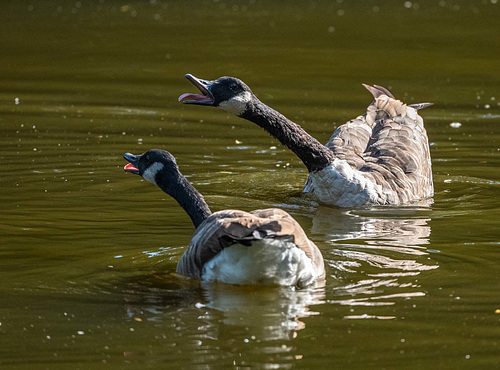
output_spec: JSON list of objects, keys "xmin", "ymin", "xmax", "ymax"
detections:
[{"xmin": 1, "ymin": 1, "xmax": 499, "ymax": 368}]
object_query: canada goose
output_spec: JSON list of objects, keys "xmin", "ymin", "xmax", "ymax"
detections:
[
  {"xmin": 123, "ymin": 149, "xmax": 325, "ymax": 287},
  {"xmin": 179, "ymin": 75, "xmax": 434, "ymax": 207}
]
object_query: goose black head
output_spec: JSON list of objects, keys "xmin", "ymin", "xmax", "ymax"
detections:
[
  {"xmin": 124, "ymin": 149, "xmax": 179, "ymax": 185},
  {"xmin": 179, "ymin": 74, "xmax": 255, "ymax": 116}
]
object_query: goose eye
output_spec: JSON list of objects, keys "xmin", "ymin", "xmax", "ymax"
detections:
[{"xmin": 229, "ymin": 83, "xmax": 238, "ymax": 91}]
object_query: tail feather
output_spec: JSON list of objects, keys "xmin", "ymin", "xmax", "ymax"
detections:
[
  {"xmin": 373, "ymin": 84, "xmax": 395, "ymax": 98},
  {"xmin": 362, "ymin": 83, "xmax": 395, "ymax": 99},
  {"xmin": 408, "ymin": 102, "xmax": 433, "ymax": 110},
  {"xmin": 363, "ymin": 84, "xmax": 433, "ymax": 111}
]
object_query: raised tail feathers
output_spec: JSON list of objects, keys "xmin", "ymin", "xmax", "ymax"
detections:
[
  {"xmin": 362, "ymin": 83, "xmax": 395, "ymax": 99},
  {"xmin": 363, "ymin": 84, "xmax": 433, "ymax": 110},
  {"xmin": 408, "ymin": 102, "xmax": 433, "ymax": 110}
]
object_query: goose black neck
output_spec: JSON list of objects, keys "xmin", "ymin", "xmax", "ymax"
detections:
[
  {"xmin": 240, "ymin": 99, "xmax": 335, "ymax": 172},
  {"xmin": 156, "ymin": 172, "xmax": 212, "ymax": 228}
]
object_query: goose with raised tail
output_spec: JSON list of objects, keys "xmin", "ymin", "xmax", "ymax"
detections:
[
  {"xmin": 179, "ymin": 75, "xmax": 434, "ymax": 207},
  {"xmin": 123, "ymin": 149, "xmax": 325, "ymax": 287}
]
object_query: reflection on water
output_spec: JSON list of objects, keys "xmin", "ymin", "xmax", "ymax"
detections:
[
  {"xmin": 102, "ymin": 275, "xmax": 325, "ymax": 367},
  {"xmin": 201, "ymin": 282, "xmax": 325, "ymax": 341},
  {"xmin": 309, "ymin": 205, "xmax": 437, "ymax": 310},
  {"xmin": 118, "ymin": 279, "xmax": 325, "ymax": 341}
]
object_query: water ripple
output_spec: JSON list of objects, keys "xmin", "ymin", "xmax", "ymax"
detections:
[{"xmin": 310, "ymin": 205, "xmax": 437, "ymax": 310}]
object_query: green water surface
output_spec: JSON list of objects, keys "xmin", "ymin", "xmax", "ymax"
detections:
[{"xmin": 0, "ymin": 1, "xmax": 499, "ymax": 368}]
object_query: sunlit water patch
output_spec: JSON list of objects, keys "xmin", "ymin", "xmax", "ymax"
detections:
[{"xmin": 303, "ymin": 206, "xmax": 438, "ymax": 312}]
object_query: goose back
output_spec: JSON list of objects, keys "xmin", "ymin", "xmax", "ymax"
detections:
[
  {"xmin": 176, "ymin": 208, "xmax": 325, "ymax": 282},
  {"xmin": 304, "ymin": 86, "xmax": 433, "ymax": 205}
]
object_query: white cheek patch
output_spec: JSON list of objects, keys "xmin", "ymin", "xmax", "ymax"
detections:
[
  {"xmin": 142, "ymin": 162, "xmax": 164, "ymax": 185},
  {"xmin": 218, "ymin": 91, "xmax": 252, "ymax": 116}
]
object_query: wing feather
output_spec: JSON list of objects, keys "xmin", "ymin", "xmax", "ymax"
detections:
[
  {"xmin": 304, "ymin": 85, "xmax": 433, "ymax": 203},
  {"xmin": 176, "ymin": 209, "xmax": 324, "ymax": 279}
]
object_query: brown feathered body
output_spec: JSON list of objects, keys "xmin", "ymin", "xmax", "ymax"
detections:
[
  {"xmin": 177, "ymin": 208, "xmax": 325, "ymax": 286},
  {"xmin": 304, "ymin": 86, "xmax": 433, "ymax": 206}
]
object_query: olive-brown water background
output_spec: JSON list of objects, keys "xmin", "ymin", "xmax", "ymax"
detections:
[{"xmin": 1, "ymin": 0, "xmax": 499, "ymax": 368}]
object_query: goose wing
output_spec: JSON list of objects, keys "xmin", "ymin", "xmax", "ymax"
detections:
[
  {"xmin": 303, "ymin": 86, "xmax": 384, "ymax": 192},
  {"xmin": 356, "ymin": 93, "xmax": 434, "ymax": 203},
  {"xmin": 304, "ymin": 85, "xmax": 433, "ymax": 202},
  {"xmin": 323, "ymin": 85, "xmax": 395, "ymax": 167},
  {"xmin": 176, "ymin": 208, "xmax": 324, "ymax": 279}
]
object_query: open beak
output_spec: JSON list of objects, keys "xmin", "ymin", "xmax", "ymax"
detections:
[
  {"xmin": 123, "ymin": 153, "xmax": 141, "ymax": 175},
  {"xmin": 178, "ymin": 74, "xmax": 215, "ymax": 105}
]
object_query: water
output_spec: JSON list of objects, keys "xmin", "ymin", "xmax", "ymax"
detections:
[{"xmin": 1, "ymin": 0, "xmax": 499, "ymax": 368}]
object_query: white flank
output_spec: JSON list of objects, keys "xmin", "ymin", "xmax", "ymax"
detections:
[
  {"xmin": 218, "ymin": 91, "xmax": 252, "ymax": 116},
  {"xmin": 406, "ymin": 105, "xmax": 418, "ymax": 120},
  {"xmin": 142, "ymin": 162, "xmax": 164, "ymax": 185},
  {"xmin": 201, "ymin": 239, "xmax": 317, "ymax": 287},
  {"xmin": 309, "ymin": 159, "xmax": 381, "ymax": 207}
]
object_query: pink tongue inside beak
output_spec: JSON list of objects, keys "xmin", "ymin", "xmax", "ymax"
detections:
[
  {"xmin": 178, "ymin": 93, "xmax": 212, "ymax": 102},
  {"xmin": 124, "ymin": 163, "xmax": 138, "ymax": 171}
]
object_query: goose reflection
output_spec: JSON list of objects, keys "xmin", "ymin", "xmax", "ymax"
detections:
[
  {"xmin": 309, "ymin": 204, "xmax": 437, "ymax": 311},
  {"xmin": 200, "ymin": 281, "xmax": 325, "ymax": 341},
  {"xmin": 117, "ymin": 274, "xmax": 325, "ymax": 343}
]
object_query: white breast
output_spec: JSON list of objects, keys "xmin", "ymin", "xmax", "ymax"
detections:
[{"xmin": 201, "ymin": 239, "xmax": 317, "ymax": 287}]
